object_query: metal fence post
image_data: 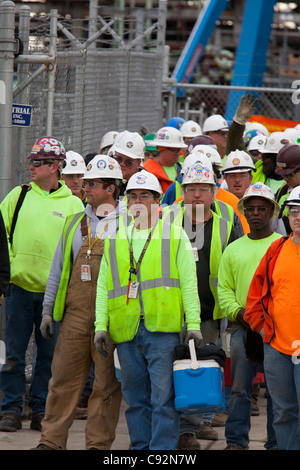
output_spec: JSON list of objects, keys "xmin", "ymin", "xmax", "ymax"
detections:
[
  {"xmin": 15, "ymin": 4, "xmax": 31, "ymax": 186},
  {"xmin": 0, "ymin": 0, "xmax": 16, "ymax": 200},
  {"xmin": 45, "ymin": 9, "xmax": 58, "ymax": 136}
]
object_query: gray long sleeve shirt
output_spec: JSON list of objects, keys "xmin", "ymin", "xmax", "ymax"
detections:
[{"xmin": 42, "ymin": 200, "xmax": 127, "ymax": 316}]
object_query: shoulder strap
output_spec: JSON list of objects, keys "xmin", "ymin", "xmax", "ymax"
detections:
[{"xmin": 9, "ymin": 184, "xmax": 31, "ymax": 245}]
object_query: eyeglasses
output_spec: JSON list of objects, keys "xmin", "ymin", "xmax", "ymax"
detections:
[
  {"xmin": 84, "ymin": 180, "xmax": 103, "ymax": 188},
  {"xmin": 127, "ymin": 193, "xmax": 154, "ymax": 202},
  {"xmin": 244, "ymin": 206, "xmax": 268, "ymax": 214},
  {"xmin": 289, "ymin": 208, "xmax": 300, "ymax": 217},
  {"xmin": 30, "ymin": 160, "xmax": 55, "ymax": 168},
  {"xmin": 185, "ymin": 186, "xmax": 212, "ymax": 194},
  {"xmin": 114, "ymin": 156, "xmax": 138, "ymax": 167}
]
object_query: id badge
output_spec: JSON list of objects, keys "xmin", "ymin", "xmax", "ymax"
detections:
[
  {"xmin": 128, "ymin": 281, "xmax": 139, "ymax": 299},
  {"xmin": 81, "ymin": 264, "xmax": 91, "ymax": 281},
  {"xmin": 192, "ymin": 247, "xmax": 199, "ymax": 262}
]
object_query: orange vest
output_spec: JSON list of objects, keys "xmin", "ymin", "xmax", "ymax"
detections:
[{"xmin": 143, "ymin": 159, "xmax": 176, "ymax": 194}]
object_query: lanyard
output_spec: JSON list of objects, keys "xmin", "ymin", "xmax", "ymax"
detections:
[
  {"xmin": 126, "ymin": 222, "xmax": 157, "ymax": 304},
  {"xmin": 87, "ymin": 217, "xmax": 112, "ymax": 259}
]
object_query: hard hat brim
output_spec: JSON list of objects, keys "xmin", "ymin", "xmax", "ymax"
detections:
[{"xmin": 238, "ymin": 195, "xmax": 280, "ymax": 219}]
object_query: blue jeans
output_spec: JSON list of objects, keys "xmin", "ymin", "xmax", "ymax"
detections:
[
  {"xmin": 0, "ymin": 284, "xmax": 58, "ymax": 417},
  {"xmin": 264, "ymin": 343, "xmax": 300, "ymax": 450},
  {"xmin": 116, "ymin": 321, "xmax": 180, "ymax": 450},
  {"xmin": 225, "ymin": 324, "xmax": 277, "ymax": 449}
]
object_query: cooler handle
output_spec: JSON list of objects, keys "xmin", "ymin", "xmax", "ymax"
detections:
[{"xmin": 189, "ymin": 339, "xmax": 200, "ymax": 370}]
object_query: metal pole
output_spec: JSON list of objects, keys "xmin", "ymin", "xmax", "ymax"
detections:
[
  {"xmin": 0, "ymin": 0, "xmax": 16, "ymax": 200},
  {"xmin": 15, "ymin": 4, "xmax": 31, "ymax": 186},
  {"xmin": 45, "ymin": 9, "xmax": 57, "ymax": 136}
]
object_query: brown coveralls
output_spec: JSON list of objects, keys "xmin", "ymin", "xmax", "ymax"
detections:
[{"xmin": 39, "ymin": 229, "xmax": 122, "ymax": 450}]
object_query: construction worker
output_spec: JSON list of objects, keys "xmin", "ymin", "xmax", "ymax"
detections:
[
  {"xmin": 0, "ymin": 137, "xmax": 84, "ymax": 433},
  {"xmin": 165, "ymin": 163, "xmax": 240, "ymax": 450},
  {"xmin": 94, "ymin": 170, "xmax": 201, "ymax": 450},
  {"xmin": 143, "ymin": 126, "xmax": 187, "ymax": 194},
  {"xmin": 202, "ymin": 114, "xmax": 229, "ymax": 159},
  {"xmin": 245, "ymin": 185, "xmax": 300, "ymax": 450},
  {"xmin": 61, "ymin": 150, "xmax": 87, "ymax": 203},
  {"xmin": 143, "ymin": 133, "xmax": 159, "ymax": 162},
  {"xmin": 0, "ymin": 210, "xmax": 10, "ymax": 304},
  {"xmin": 252, "ymin": 131, "xmax": 287, "ymax": 195},
  {"xmin": 275, "ymin": 143, "xmax": 300, "ymax": 234},
  {"xmin": 109, "ymin": 130, "xmax": 145, "ymax": 197},
  {"xmin": 180, "ymin": 120, "xmax": 202, "ymax": 159},
  {"xmin": 222, "ymin": 150, "xmax": 287, "ymax": 236},
  {"xmin": 34, "ymin": 154, "xmax": 125, "ymax": 450},
  {"xmin": 247, "ymin": 134, "xmax": 267, "ymax": 164},
  {"xmin": 218, "ymin": 183, "xmax": 281, "ymax": 450},
  {"xmin": 222, "ymin": 150, "xmax": 255, "ymax": 200},
  {"xmin": 164, "ymin": 149, "xmax": 245, "ymax": 237},
  {"xmin": 162, "ymin": 135, "xmax": 217, "ymax": 205},
  {"xmin": 99, "ymin": 131, "xmax": 119, "ymax": 155}
]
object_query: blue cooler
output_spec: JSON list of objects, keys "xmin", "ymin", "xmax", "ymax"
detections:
[{"xmin": 173, "ymin": 340, "xmax": 225, "ymax": 414}]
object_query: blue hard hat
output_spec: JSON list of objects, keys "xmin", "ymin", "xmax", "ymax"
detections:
[{"xmin": 166, "ymin": 116, "xmax": 185, "ymax": 130}]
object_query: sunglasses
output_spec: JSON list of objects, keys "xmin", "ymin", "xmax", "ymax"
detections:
[
  {"xmin": 114, "ymin": 156, "xmax": 138, "ymax": 167},
  {"xmin": 30, "ymin": 160, "xmax": 55, "ymax": 168},
  {"xmin": 84, "ymin": 180, "xmax": 103, "ymax": 188}
]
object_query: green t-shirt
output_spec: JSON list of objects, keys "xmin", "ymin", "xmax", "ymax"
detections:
[
  {"xmin": 163, "ymin": 165, "xmax": 177, "ymax": 182},
  {"xmin": 218, "ymin": 232, "xmax": 282, "ymax": 322}
]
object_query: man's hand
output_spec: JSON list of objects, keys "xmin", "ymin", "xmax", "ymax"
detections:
[
  {"xmin": 40, "ymin": 314, "xmax": 54, "ymax": 341},
  {"xmin": 184, "ymin": 330, "xmax": 203, "ymax": 348},
  {"xmin": 94, "ymin": 330, "xmax": 110, "ymax": 358},
  {"xmin": 233, "ymin": 94, "xmax": 259, "ymax": 126}
]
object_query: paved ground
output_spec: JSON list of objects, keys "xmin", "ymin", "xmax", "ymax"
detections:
[{"xmin": 0, "ymin": 388, "xmax": 270, "ymax": 451}]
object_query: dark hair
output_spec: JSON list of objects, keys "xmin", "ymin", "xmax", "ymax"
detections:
[{"xmin": 101, "ymin": 178, "xmax": 120, "ymax": 199}]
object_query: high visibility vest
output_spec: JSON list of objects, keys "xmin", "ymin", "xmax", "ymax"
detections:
[
  {"xmin": 105, "ymin": 213, "xmax": 186, "ymax": 343},
  {"xmin": 162, "ymin": 204, "xmax": 232, "ymax": 319},
  {"xmin": 53, "ymin": 211, "xmax": 85, "ymax": 321}
]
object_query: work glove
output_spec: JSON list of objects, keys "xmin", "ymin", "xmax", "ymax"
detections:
[
  {"xmin": 40, "ymin": 314, "xmax": 54, "ymax": 341},
  {"xmin": 233, "ymin": 94, "xmax": 259, "ymax": 126},
  {"xmin": 184, "ymin": 330, "xmax": 203, "ymax": 348},
  {"xmin": 94, "ymin": 330, "xmax": 110, "ymax": 358}
]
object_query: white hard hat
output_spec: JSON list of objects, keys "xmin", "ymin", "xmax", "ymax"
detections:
[
  {"xmin": 202, "ymin": 114, "xmax": 229, "ymax": 133},
  {"xmin": 223, "ymin": 150, "xmax": 255, "ymax": 173},
  {"xmin": 283, "ymin": 128, "xmax": 300, "ymax": 145},
  {"xmin": 237, "ymin": 182, "xmax": 280, "ymax": 219},
  {"xmin": 182, "ymin": 163, "xmax": 216, "ymax": 186},
  {"xmin": 244, "ymin": 122, "xmax": 269, "ymax": 137},
  {"xmin": 247, "ymin": 134, "xmax": 267, "ymax": 152},
  {"xmin": 62, "ymin": 151, "xmax": 86, "ymax": 175},
  {"xmin": 181, "ymin": 152, "xmax": 213, "ymax": 174},
  {"xmin": 113, "ymin": 130, "xmax": 145, "ymax": 159},
  {"xmin": 180, "ymin": 120, "xmax": 202, "ymax": 138},
  {"xmin": 191, "ymin": 144, "xmax": 222, "ymax": 167},
  {"xmin": 152, "ymin": 126, "xmax": 188, "ymax": 149},
  {"xmin": 83, "ymin": 154, "xmax": 123, "ymax": 180},
  {"xmin": 260, "ymin": 131, "xmax": 291, "ymax": 154},
  {"xmin": 125, "ymin": 170, "xmax": 163, "ymax": 197},
  {"xmin": 99, "ymin": 131, "xmax": 119, "ymax": 152},
  {"xmin": 286, "ymin": 185, "xmax": 300, "ymax": 207}
]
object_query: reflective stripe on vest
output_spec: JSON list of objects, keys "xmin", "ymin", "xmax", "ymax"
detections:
[
  {"xmin": 107, "ymin": 214, "xmax": 180, "ymax": 301},
  {"xmin": 53, "ymin": 211, "xmax": 85, "ymax": 321}
]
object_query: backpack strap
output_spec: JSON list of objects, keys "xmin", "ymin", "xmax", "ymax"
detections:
[{"xmin": 9, "ymin": 184, "xmax": 31, "ymax": 245}]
